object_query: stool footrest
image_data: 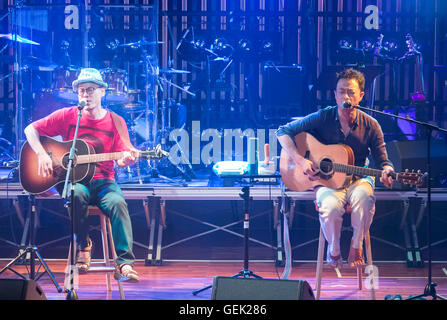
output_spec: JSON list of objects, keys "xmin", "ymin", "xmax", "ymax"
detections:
[{"xmin": 87, "ymin": 266, "xmax": 116, "ymax": 272}]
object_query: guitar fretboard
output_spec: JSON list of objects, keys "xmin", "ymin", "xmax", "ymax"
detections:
[
  {"xmin": 330, "ymin": 161, "xmax": 397, "ymax": 179},
  {"xmin": 77, "ymin": 152, "xmax": 128, "ymax": 164}
]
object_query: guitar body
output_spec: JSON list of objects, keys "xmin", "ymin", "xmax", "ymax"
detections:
[
  {"xmin": 280, "ymin": 132, "xmax": 354, "ymax": 191},
  {"xmin": 19, "ymin": 136, "xmax": 95, "ymax": 195}
]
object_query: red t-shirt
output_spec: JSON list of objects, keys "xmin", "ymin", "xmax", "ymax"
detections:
[{"xmin": 32, "ymin": 107, "xmax": 130, "ymax": 181}]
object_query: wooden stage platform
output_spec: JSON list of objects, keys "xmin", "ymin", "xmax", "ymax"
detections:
[
  {"xmin": 1, "ymin": 259, "xmax": 447, "ymax": 300},
  {"xmin": 1, "ymin": 182, "xmax": 447, "ymax": 302}
]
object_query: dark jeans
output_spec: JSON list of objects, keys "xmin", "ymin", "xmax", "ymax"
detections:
[{"xmin": 66, "ymin": 179, "xmax": 135, "ymax": 266}]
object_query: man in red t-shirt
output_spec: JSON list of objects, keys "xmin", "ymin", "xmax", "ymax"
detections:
[{"xmin": 24, "ymin": 68, "xmax": 139, "ymax": 282}]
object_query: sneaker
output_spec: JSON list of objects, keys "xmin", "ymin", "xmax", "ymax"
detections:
[{"xmin": 114, "ymin": 264, "xmax": 140, "ymax": 283}]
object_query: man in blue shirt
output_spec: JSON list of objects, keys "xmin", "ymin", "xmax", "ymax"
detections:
[{"xmin": 277, "ymin": 68, "xmax": 395, "ymax": 268}]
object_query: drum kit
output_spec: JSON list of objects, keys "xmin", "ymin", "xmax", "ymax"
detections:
[
  {"xmin": 1, "ymin": 27, "xmax": 237, "ymax": 180},
  {"xmin": 1, "ymin": 31, "xmax": 198, "ymax": 181}
]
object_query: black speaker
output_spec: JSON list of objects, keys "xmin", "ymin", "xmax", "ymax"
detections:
[
  {"xmin": 211, "ymin": 276, "xmax": 315, "ymax": 300},
  {"xmin": 0, "ymin": 279, "xmax": 47, "ymax": 300},
  {"xmin": 386, "ymin": 139, "xmax": 447, "ymax": 189}
]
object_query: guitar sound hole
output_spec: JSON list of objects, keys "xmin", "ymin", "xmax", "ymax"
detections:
[
  {"xmin": 61, "ymin": 153, "xmax": 77, "ymax": 169},
  {"xmin": 319, "ymin": 158, "xmax": 333, "ymax": 176}
]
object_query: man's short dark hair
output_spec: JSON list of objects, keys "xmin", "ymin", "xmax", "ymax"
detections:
[{"xmin": 336, "ymin": 68, "xmax": 365, "ymax": 92}]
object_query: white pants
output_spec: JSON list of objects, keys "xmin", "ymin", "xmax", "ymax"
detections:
[{"xmin": 315, "ymin": 178, "xmax": 375, "ymax": 257}]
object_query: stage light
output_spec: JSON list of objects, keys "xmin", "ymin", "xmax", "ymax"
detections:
[
  {"xmin": 259, "ymin": 40, "xmax": 274, "ymax": 58},
  {"xmin": 210, "ymin": 37, "xmax": 233, "ymax": 58},
  {"xmin": 339, "ymin": 39, "xmax": 353, "ymax": 50},
  {"xmin": 106, "ymin": 39, "xmax": 120, "ymax": 50},
  {"xmin": 360, "ymin": 40, "xmax": 374, "ymax": 52},
  {"xmin": 383, "ymin": 40, "xmax": 399, "ymax": 52},
  {"xmin": 237, "ymin": 38, "xmax": 252, "ymax": 53}
]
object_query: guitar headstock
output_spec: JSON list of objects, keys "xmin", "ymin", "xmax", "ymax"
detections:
[
  {"xmin": 398, "ymin": 169, "xmax": 426, "ymax": 187},
  {"xmin": 139, "ymin": 144, "xmax": 169, "ymax": 159}
]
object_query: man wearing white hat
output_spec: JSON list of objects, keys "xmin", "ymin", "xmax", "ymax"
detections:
[{"xmin": 24, "ymin": 68, "xmax": 140, "ymax": 282}]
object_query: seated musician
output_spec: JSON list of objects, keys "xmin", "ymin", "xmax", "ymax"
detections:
[
  {"xmin": 276, "ymin": 68, "xmax": 395, "ymax": 268},
  {"xmin": 24, "ymin": 68, "xmax": 140, "ymax": 282}
]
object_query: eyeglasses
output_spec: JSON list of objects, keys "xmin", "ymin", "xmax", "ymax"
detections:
[
  {"xmin": 77, "ymin": 87, "xmax": 99, "ymax": 95},
  {"xmin": 336, "ymin": 88, "xmax": 359, "ymax": 97}
]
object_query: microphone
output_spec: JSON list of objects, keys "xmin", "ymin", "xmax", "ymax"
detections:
[
  {"xmin": 78, "ymin": 100, "xmax": 87, "ymax": 110},
  {"xmin": 342, "ymin": 101, "xmax": 352, "ymax": 109},
  {"xmin": 342, "ymin": 101, "xmax": 361, "ymax": 109}
]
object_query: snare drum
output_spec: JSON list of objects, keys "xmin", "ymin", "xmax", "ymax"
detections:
[
  {"xmin": 100, "ymin": 68, "xmax": 128, "ymax": 105},
  {"xmin": 51, "ymin": 66, "xmax": 80, "ymax": 103}
]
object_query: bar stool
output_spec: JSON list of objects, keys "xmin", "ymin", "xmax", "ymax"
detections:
[
  {"xmin": 314, "ymin": 202, "xmax": 376, "ymax": 300},
  {"xmin": 65, "ymin": 206, "xmax": 125, "ymax": 299}
]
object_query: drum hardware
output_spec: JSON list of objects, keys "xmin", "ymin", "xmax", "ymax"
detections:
[
  {"xmin": 100, "ymin": 67, "xmax": 129, "ymax": 105},
  {"xmin": 51, "ymin": 66, "xmax": 80, "ymax": 103},
  {"xmin": 22, "ymin": 56, "xmax": 58, "ymax": 72},
  {"xmin": 176, "ymin": 27, "xmax": 219, "ymax": 63},
  {"xmin": 118, "ymin": 40, "xmax": 164, "ymax": 49},
  {"xmin": 159, "ymin": 67, "xmax": 191, "ymax": 74},
  {"xmin": 60, "ymin": 40, "xmax": 72, "ymax": 67},
  {"xmin": 158, "ymin": 76, "xmax": 196, "ymax": 97}
]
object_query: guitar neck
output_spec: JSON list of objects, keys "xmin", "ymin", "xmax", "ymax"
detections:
[
  {"xmin": 332, "ymin": 162, "xmax": 395, "ymax": 179},
  {"xmin": 77, "ymin": 152, "xmax": 129, "ymax": 164}
]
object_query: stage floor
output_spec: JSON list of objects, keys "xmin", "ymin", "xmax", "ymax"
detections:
[{"xmin": 1, "ymin": 259, "xmax": 446, "ymax": 300}]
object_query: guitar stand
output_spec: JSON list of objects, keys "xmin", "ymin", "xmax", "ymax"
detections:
[
  {"xmin": 0, "ymin": 193, "xmax": 62, "ymax": 293},
  {"xmin": 192, "ymin": 185, "xmax": 262, "ymax": 296}
]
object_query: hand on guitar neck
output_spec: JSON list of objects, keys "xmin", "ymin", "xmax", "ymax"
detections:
[
  {"xmin": 380, "ymin": 165, "xmax": 395, "ymax": 189},
  {"xmin": 116, "ymin": 150, "xmax": 137, "ymax": 167}
]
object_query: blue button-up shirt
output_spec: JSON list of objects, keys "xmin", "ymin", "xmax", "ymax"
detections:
[{"xmin": 276, "ymin": 106, "xmax": 393, "ymax": 184}]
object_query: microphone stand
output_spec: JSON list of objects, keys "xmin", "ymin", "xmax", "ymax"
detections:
[
  {"xmin": 351, "ymin": 104, "xmax": 447, "ymax": 300},
  {"xmin": 61, "ymin": 102, "xmax": 85, "ymax": 300}
]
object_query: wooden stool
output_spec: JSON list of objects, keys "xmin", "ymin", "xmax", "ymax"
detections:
[
  {"xmin": 65, "ymin": 206, "xmax": 125, "ymax": 299},
  {"xmin": 314, "ymin": 203, "xmax": 376, "ymax": 300}
]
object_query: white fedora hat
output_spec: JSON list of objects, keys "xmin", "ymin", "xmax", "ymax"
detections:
[{"xmin": 72, "ymin": 68, "xmax": 108, "ymax": 90}]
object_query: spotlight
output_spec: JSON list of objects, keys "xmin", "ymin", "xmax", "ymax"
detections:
[
  {"xmin": 106, "ymin": 39, "xmax": 120, "ymax": 50},
  {"xmin": 339, "ymin": 39, "xmax": 353, "ymax": 50},
  {"xmin": 259, "ymin": 40, "xmax": 274, "ymax": 57},
  {"xmin": 210, "ymin": 37, "xmax": 233, "ymax": 58},
  {"xmin": 360, "ymin": 40, "xmax": 374, "ymax": 52},
  {"xmin": 383, "ymin": 40, "xmax": 399, "ymax": 52},
  {"xmin": 237, "ymin": 38, "xmax": 252, "ymax": 53}
]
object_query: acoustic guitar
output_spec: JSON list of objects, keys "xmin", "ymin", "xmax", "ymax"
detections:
[
  {"xmin": 19, "ymin": 135, "xmax": 168, "ymax": 195},
  {"xmin": 280, "ymin": 132, "xmax": 425, "ymax": 191}
]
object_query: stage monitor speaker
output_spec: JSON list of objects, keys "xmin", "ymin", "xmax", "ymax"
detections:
[
  {"xmin": 211, "ymin": 276, "xmax": 315, "ymax": 300},
  {"xmin": 0, "ymin": 279, "xmax": 47, "ymax": 300},
  {"xmin": 386, "ymin": 139, "xmax": 447, "ymax": 189}
]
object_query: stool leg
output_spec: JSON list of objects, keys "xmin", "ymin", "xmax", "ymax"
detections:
[
  {"xmin": 357, "ymin": 266, "xmax": 363, "ymax": 290},
  {"xmin": 106, "ymin": 218, "xmax": 125, "ymax": 300},
  {"xmin": 315, "ymin": 227, "xmax": 325, "ymax": 300},
  {"xmin": 99, "ymin": 215, "xmax": 112, "ymax": 294},
  {"xmin": 364, "ymin": 231, "xmax": 376, "ymax": 300}
]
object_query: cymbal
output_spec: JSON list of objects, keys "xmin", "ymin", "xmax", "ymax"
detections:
[
  {"xmin": 118, "ymin": 40, "xmax": 164, "ymax": 48},
  {"xmin": 0, "ymin": 33, "xmax": 40, "ymax": 45},
  {"xmin": 159, "ymin": 67, "xmax": 190, "ymax": 74},
  {"xmin": 23, "ymin": 56, "xmax": 58, "ymax": 71}
]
